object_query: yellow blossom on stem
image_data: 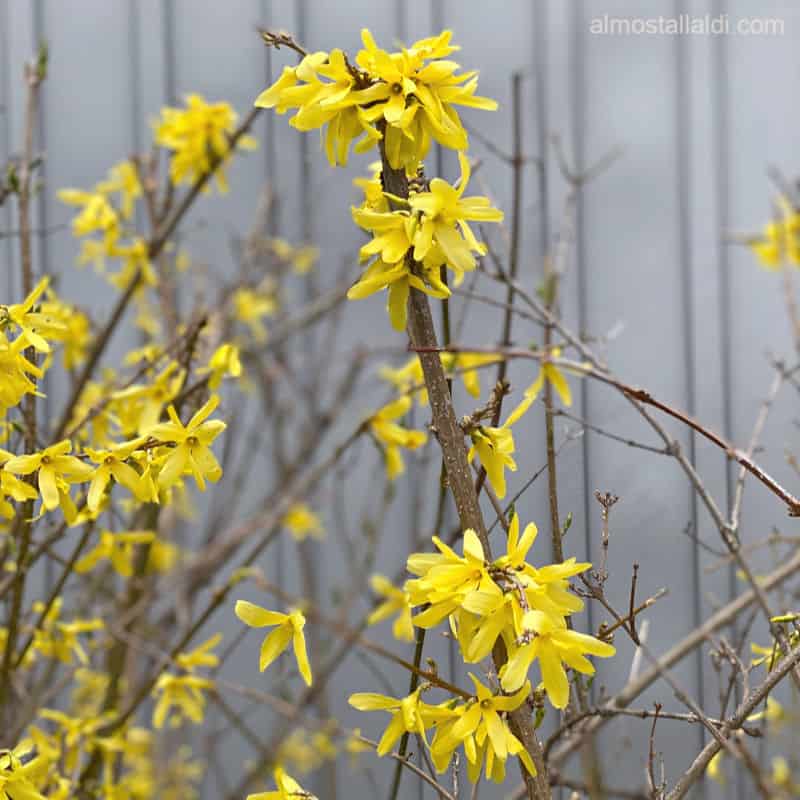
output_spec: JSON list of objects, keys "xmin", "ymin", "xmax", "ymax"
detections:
[
  {"xmin": 367, "ymin": 574, "xmax": 414, "ymax": 642},
  {"xmin": 405, "ymin": 529, "xmax": 491, "ymax": 627},
  {"xmin": 148, "ymin": 395, "xmax": 226, "ymax": 491},
  {"xmin": 446, "ymin": 351, "xmax": 503, "ymax": 398},
  {"xmin": 4, "ymin": 276, "xmax": 65, "ymax": 353},
  {"xmin": 429, "ymin": 674, "xmax": 535, "ymax": 784},
  {"xmin": 347, "ymin": 254, "xmax": 449, "ymax": 331},
  {"xmin": 352, "ymin": 205, "xmax": 417, "ymax": 265},
  {"xmin": 0, "ymin": 449, "xmax": 38, "ymax": 519},
  {"xmin": 58, "ymin": 188, "xmax": 120, "ymax": 247},
  {"xmin": 30, "ymin": 598, "xmax": 104, "ymax": 665},
  {"xmin": 154, "ymin": 93, "xmax": 257, "ymax": 192},
  {"xmin": 74, "ymin": 530, "xmax": 156, "ymax": 578},
  {"xmin": 113, "ymin": 360, "xmax": 185, "ymax": 436},
  {"xmin": 233, "ymin": 286, "xmax": 277, "ymax": 343},
  {"xmin": 200, "ymin": 343, "xmax": 242, "ymax": 389},
  {"xmin": 524, "ymin": 346, "xmax": 572, "ymax": 407},
  {"xmin": 500, "ymin": 609, "xmax": 615, "ymax": 706},
  {"xmin": 152, "ymin": 673, "xmax": 215, "ymax": 729},
  {"xmin": 175, "ymin": 633, "xmax": 222, "ymax": 672},
  {"xmin": 0, "ymin": 741, "xmax": 48, "ymax": 800},
  {"xmin": 255, "ymin": 29, "xmax": 496, "ymax": 173},
  {"xmin": 4, "ymin": 440, "xmax": 93, "ymax": 512},
  {"xmin": 108, "ymin": 237, "xmax": 159, "ymax": 290},
  {"xmin": 354, "ymin": 29, "xmax": 496, "ymax": 171},
  {"xmin": 277, "ymin": 727, "xmax": 338, "ymax": 776},
  {"xmin": 0, "ymin": 331, "xmax": 43, "ymax": 415},
  {"xmin": 96, "ymin": 160, "xmax": 142, "ymax": 219},
  {"xmin": 255, "ymin": 49, "xmax": 379, "ymax": 168},
  {"xmin": 747, "ymin": 696, "xmax": 785, "ymax": 727},
  {"xmin": 379, "ymin": 355, "xmax": 428, "ymax": 406},
  {"xmin": 348, "ymin": 686, "xmax": 440, "ymax": 755},
  {"xmin": 770, "ymin": 756, "xmax": 800, "ymax": 793},
  {"xmin": 246, "ymin": 767, "xmax": 317, "ymax": 800},
  {"xmin": 367, "ymin": 396, "xmax": 427, "ymax": 478},
  {"xmin": 267, "ymin": 239, "xmax": 319, "ymax": 274},
  {"xmin": 410, "ymin": 152, "xmax": 503, "ymax": 277},
  {"xmin": 283, "ymin": 503, "xmax": 324, "ymax": 541},
  {"xmin": 83, "ymin": 438, "xmax": 148, "ymax": 512},
  {"xmin": 707, "ymin": 750, "xmax": 725, "ymax": 785},
  {"xmin": 39, "ymin": 292, "xmax": 91, "ymax": 370},
  {"xmin": 467, "ymin": 394, "xmax": 532, "ymax": 499},
  {"xmin": 234, "ymin": 600, "xmax": 312, "ymax": 686},
  {"xmin": 748, "ymin": 199, "xmax": 800, "ymax": 268}
]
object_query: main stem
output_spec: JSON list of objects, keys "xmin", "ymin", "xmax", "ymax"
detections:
[
  {"xmin": 0, "ymin": 62, "xmax": 41, "ymax": 725},
  {"xmin": 380, "ymin": 152, "xmax": 550, "ymax": 799}
]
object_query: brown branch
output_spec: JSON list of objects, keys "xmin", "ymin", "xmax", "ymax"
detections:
[
  {"xmin": 379, "ymin": 135, "xmax": 550, "ymax": 799},
  {"xmin": 666, "ymin": 641, "xmax": 800, "ymax": 800},
  {"xmin": 548, "ymin": 547, "xmax": 800, "ymax": 768},
  {"xmin": 0, "ymin": 55, "xmax": 45, "ymax": 723}
]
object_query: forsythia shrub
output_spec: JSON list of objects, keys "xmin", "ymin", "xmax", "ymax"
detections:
[
  {"xmin": 3, "ymin": 23, "xmax": 798, "ymax": 800},
  {"xmin": 250, "ymin": 27, "xmax": 614, "ymax": 794}
]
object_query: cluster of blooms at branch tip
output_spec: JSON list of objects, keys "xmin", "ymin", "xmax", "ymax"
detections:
[
  {"xmin": 357, "ymin": 513, "xmax": 615, "ymax": 784},
  {"xmin": 154, "ymin": 93, "xmax": 258, "ymax": 192},
  {"xmin": 349, "ymin": 151, "xmax": 503, "ymax": 330},
  {"xmin": 255, "ymin": 29, "xmax": 496, "ymax": 171},
  {"xmin": 255, "ymin": 29, "xmax": 502, "ymax": 330}
]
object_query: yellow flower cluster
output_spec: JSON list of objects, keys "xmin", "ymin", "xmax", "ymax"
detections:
[
  {"xmin": 1, "ymin": 618, "xmax": 212, "ymax": 797},
  {"xmin": 283, "ymin": 502, "xmax": 325, "ymax": 541},
  {"xmin": 749, "ymin": 198, "xmax": 800, "ymax": 269},
  {"xmin": 355, "ymin": 514, "xmax": 615, "ymax": 784},
  {"xmin": 154, "ymin": 93, "xmax": 258, "ymax": 192},
  {"xmin": 3, "ymin": 717, "xmax": 204, "ymax": 799},
  {"xmin": 59, "ymin": 161, "xmax": 156, "ymax": 292},
  {"xmin": 256, "ymin": 30, "xmax": 495, "ymax": 172},
  {"xmin": 349, "ymin": 152, "xmax": 503, "ymax": 330},
  {"xmin": 0, "ymin": 277, "xmax": 90, "ymax": 427},
  {"xmin": 0, "ymin": 62, "xmax": 321, "ymax": 800},
  {"xmin": 255, "ymin": 29, "xmax": 502, "ymax": 330},
  {"xmin": 1, "ymin": 392, "xmax": 226, "ymax": 524},
  {"xmin": 152, "ymin": 634, "xmax": 221, "ymax": 729}
]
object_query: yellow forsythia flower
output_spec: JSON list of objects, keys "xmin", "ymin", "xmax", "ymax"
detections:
[
  {"xmin": 467, "ymin": 394, "xmax": 533, "ymax": 499},
  {"xmin": 4, "ymin": 440, "xmax": 93, "ymax": 512},
  {"xmin": 234, "ymin": 600, "xmax": 312, "ymax": 686},
  {"xmin": 246, "ymin": 767, "xmax": 317, "ymax": 800},
  {"xmin": 148, "ymin": 395, "xmax": 226, "ymax": 491},
  {"xmin": 525, "ymin": 346, "xmax": 573, "ymax": 407},
  {"xmin": 154, "ymin": 93, "xmax": 257, "ymax": 192},
  {"xmin": 200, "ymin": 343, "xmax": 242, "ymax": 389},
  {"xmin": 283, "ymin": 503, "xmax": 324, "ymax": 541},
  {"xmin": 152, "ymin": 674, "xmax": 215, "ymax": 729},
  {"xmin": 367, "ymin": 574, "xmax": 414, "ymax": 642},
  {"xmin": 410, "ymin": 152, "xmax": 503, "ymax": 277},
  {"xmin": 367, "ymin": 396, "xmax": 427, "ymax": 479},
  {"xmin": 430, "ymin": 674, "xmax": 536, "ymax": 783},
  {"xmin": 74, "ymin": 530, "xmax": 155, "ymax": 578}
]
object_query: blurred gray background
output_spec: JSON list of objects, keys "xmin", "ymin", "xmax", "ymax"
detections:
[{"xmin": 2, "ymin": 1, "xmax": 800, "ymax": 798}]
